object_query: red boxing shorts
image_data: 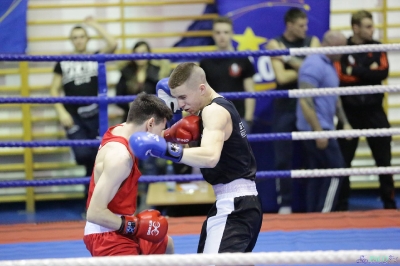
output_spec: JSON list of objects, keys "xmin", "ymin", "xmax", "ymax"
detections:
[{"xmin": 83, "ymin": 231, "xmax": 168, "ymax": 256}]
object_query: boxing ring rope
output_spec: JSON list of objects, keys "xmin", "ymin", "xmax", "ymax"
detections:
[
  {"xmin": 0, "ymin": 43, "xmax": 399, "ymax": 62},
  {"xmin": 1, "ymin": 84, "xmax": 400, "ymax": 104},
  {"xmin": 1, "ymin": 166, "xmax": 400, "ymax": 188},
  {"xmin": 0, "ymin": 127, "xmax": 399, "ymax": 148},
  {"xmin": 1, "ymin": 250, "xmax": 399, "ymax": 265}
]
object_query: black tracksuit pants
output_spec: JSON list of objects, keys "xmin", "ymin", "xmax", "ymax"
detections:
[{"xmin": 337, "ymin": 105, "xmax": 396, "ymax": 210}]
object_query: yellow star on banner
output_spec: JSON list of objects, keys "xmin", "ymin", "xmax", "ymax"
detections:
[{"xmin": 232, "ymin": 27, "xmax": 267, "ymax": 51}]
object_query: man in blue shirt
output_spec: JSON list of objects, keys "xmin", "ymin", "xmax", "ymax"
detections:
[{"xmin": 296, "ymin": 31, "xmax": 351, "ymax": 212}]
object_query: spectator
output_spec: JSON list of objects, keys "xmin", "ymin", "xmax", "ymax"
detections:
[
  {"xmin": 50, "ymin": 16, "xmax": 117, "ymax": 205},
  {"xmin": 266, "ymin": 7, "xmax": 320, "ymax": 214},
  {"xmin": 199, "ymin": 16, "xmax": 256, "ymax": 133},
  {"xmin": 296, "ymin": 30, "xmax": 350, "ymax": 212},
  {"xmin": 116, "ymin": 41, "xmax": 167, "ymax": 121},
  {"xmin": 334, "ymin": 10, "xmax": 397, "ymax": 210}
]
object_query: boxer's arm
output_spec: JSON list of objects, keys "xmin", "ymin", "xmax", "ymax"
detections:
[
  {"xmin": 179, "ymin": 104, "xmax": 228, "ymax": 168},
  {"xmin": 86, "ymin": 143, "xmax": 133, "ymax": 229}
]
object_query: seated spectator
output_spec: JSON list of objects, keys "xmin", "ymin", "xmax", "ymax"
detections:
[{"xmin": 116, "ymin": 41, "xmax": 165, "ymax": 121}]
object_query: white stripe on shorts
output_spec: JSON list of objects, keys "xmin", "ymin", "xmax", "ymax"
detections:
[{"xmin": 203, "ymin": 198, "xmax": 234, "ymax": 253}]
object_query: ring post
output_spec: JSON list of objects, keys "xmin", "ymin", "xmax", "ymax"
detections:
[
  {"xmin": 20, "ymin": 61, "xmax": 35, "ymax": 212},
  {"xmin": 97, "ymin": 57, "xmax": 108, "ymax": 137}
]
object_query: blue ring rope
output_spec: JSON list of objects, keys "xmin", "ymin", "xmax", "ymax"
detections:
[
  {"xmin": 0, "ymin": 140, "xmax": 101, "ymax": 147},
  {"xmin": 0, "ymin": 171, "xmax": 291, "ymax": 188},
  {"xmin": 0, "ymin": 50, "xmax": 289, "ymax": 62},
  {"xmin": 0, "ymin": 133, "xmax": 291, "ymax": 148},
  {"xmin": 0, "ymin": 90, "xmax": 289, "ymax": 104}
]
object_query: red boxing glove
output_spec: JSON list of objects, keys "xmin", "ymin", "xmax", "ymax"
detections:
[
  {"xmin": 164, "ymin": 115, "xmax": 201, "ymax": 144},
  {"xmin": 118, "ymin": 209, "xmax": 168, "ymax": 243},
  {"xmin": 135, "ymin": 209, "xmax": 168, "ymax": 243}
]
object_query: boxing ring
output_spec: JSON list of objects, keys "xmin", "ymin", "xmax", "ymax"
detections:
[{"xmin": 1, "ymin": 45, "xmax": 400, "ymax": 265}]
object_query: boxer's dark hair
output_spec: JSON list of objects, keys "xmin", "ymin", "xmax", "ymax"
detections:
[
  {"xmin": 168, "ymin": 62, "xmax": 197, "ymax": 89},
  {"xmin": 126, "ymin": 92, "xmax": 173, "ymax": 124}
]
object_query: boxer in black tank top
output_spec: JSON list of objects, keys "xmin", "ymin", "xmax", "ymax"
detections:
[
  {"xmin": 167, "ymin": 62, "xmax": 263, "ymax": 254},
  {"xmin": 197, "ymin": 97, "xmax": 262, "ymax": 254},
  {"xmin": 199, "ymin": 97, "xmax": 256, "ymax": 185}
]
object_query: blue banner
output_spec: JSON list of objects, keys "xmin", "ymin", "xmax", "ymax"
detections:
[
  {"xmin": 0, "ymin": 0, "xmax": 28, "ymax": 54},
  {"xmin": 217, "ymin": 0, "xmax": 330, "ymax": 120}
]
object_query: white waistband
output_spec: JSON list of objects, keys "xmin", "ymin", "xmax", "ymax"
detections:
[
  {"xmin": 212, "ymin": 178, "xmax": 258, "ymax": 201},
  {"xmin": 84, "ymin": 213, "xmax": 129, "ymax": 235},
  {"xmin": 84, "ymin": 221, "xmax": 114, "ymax": 235}
]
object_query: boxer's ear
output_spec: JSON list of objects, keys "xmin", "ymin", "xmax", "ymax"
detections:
[
  {"xmin": 199, "ymin": 83, "xmax": 207, "ymax": 95},
  {"xmin": 146, "ymin": 117, "xmax": 155, "ymax": 132}
]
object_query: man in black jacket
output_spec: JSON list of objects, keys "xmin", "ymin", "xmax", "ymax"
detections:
[{"xmin": 334, "ymin": 10, "xmax": 397, "ymax": 210}]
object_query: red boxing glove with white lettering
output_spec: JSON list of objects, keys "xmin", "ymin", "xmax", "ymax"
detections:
[
  {"xmin": 118, "ymin": 209, "xmax": 168, "ymax": 243},
  {"xmin": 164, "ymin": 115, "xmax": 201, "ymax": 144}
]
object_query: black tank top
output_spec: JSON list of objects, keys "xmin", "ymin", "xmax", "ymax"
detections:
[
  {"xmin": 274, "ymin": 35, "xmax": 313, "ymax": 111},
  {"xmin": 199, "ymin": 97, "xmax": 257, "ymax": 185}
]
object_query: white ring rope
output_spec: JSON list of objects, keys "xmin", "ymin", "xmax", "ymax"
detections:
[
  {"xmin": 2, "ymin": 250, "xmax": 399, "ymax": 266},
  {"xmin": 290, "ymin": 43, "xmax": 400, "ymax": 56},
  {"xmin": 291, "ymin": 166, "xmax": 400, "ymax": 178},
  {"xmin": 288, "ymin": 84, "xmax": 400, "ymax": 98},
  {"xmin": 291, "ymin": 128, "xmax": 400, "ymax": 140}
]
